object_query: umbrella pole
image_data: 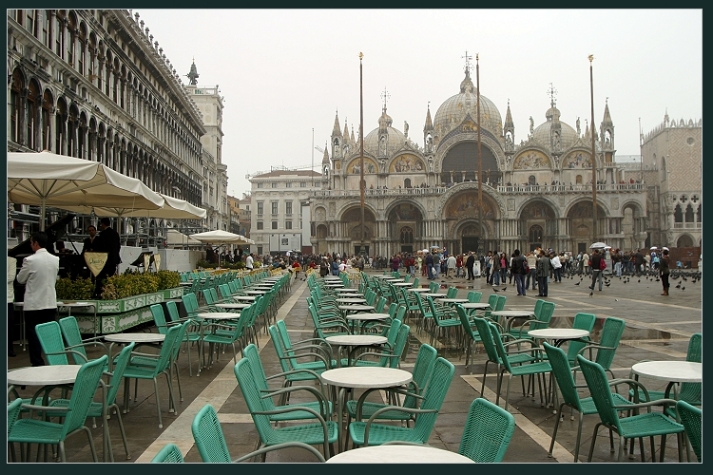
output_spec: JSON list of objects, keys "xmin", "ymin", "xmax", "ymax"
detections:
[{"xmin": 40, "ymin": 200, "xmax": 46, "ymax": 231}]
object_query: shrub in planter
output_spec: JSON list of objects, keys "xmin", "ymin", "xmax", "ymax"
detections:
[
  {"xmin": 56, "ymin": 277, "xmax": 94, "ymax": 301},
  {"xmin": 100, "ymin": 273, "xmax": 159, "ymax": 300},
  {"xmin": 156, "ymin": 270, "xmax": 181, "ymax": 290}
]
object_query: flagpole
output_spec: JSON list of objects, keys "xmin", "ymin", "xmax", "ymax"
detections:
[
  {"xmin": 589, "ymin": 54, "xmax": 598, "ymax": 241},
  {"xmin": 359, "ymin": 52, "xmax": 365, "ymax": 255},
  {"xmin": 476, "ymin": 53, "xmax": 482, "ymax": 253}
]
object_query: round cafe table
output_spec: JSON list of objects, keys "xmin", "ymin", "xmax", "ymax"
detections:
[
  {"xmin": 491, "ymin": 309, "xmax": 535, "ymax": 330},
  {"xmin": 630, "ymin": 361, "xmax": 702, "ymax": 399},
  {"xmin": 347, "ymin": 312, "xmax": 390, "ymax": 333},
  {"xmin": 336, "ymin": 297, "xmax": 367, "ymax": 305},
  {"xmin": 320, "ymin": 367, "xmax": 413, "ymax": 453},
  {"xmin": 338, "ymin": 304, "xmax": 375, "ymax": 316},
  {"xmin": 407, "ymin": 287, "xmax": 430, "ymax": 293},
  {"xmin": 325, "ymin": 334, "xmax": 388, "ymax": 366},
  {"xmin": 527, "ymin": 328, "xmax": 590, "ymax": 347},
  {"xmin": 58, "ymin": 301, "xmax": 99, "ymax": 341},
  {"xmin": 437, "ymin": 297, "xmax": 470, "ymax": 305},
  {"xmin": 327, "ymin": 444, "xmax": 474, "ymax": 464},
  {"xmin": 8, "ymin": 365, "xmax": 83, "ymax": 419},
  {"xmin": 392, "ymin": 282, "xmax": 414, "ymax": 287},
  {"xmin": 214, "ymin": 302, "xmax": 250, "ymax": 311}
]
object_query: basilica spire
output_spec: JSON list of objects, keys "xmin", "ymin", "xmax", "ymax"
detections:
[{"xmin": 332, "ymin": 110, "xmax": 342, "ymax": 135}]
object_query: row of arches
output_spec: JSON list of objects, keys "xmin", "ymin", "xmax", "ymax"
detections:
[{"xmin": 9, "ymin": 67, "xmax": 201, "ymax": 206}]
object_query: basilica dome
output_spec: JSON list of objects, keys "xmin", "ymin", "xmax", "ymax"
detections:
[
  {"xmin": 433, "ymin": 69, "xmax": 503, "ymax": 139},
  {"xmin": 532, "ymin": 106, "xmax": 579, "ymax": 149},
  {"xmin": 363, "ymin": 107, "xmax": 407, "ymax": 156}
]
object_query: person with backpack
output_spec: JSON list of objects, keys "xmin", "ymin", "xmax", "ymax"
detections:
[{"xmin": 510, "ymin": 249, "xmax": 528, "ymax": 296}]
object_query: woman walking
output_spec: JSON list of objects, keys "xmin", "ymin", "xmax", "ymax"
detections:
[{"xmin": 659, "ymin": 248, "xmax": 670, "ymax": 296}]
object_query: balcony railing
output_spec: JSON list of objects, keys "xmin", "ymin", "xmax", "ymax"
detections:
[{"xmin": 673, "ymin": 222, "xmax": 702, "ymax": 229}]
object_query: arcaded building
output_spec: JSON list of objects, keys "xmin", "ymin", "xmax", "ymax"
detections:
[{"xmin": 310, "ymin": 63, "xmax": 648, "ymax": 258}]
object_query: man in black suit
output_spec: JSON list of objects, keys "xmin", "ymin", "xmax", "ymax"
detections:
[
  {"xmin": 465, "ymin": 252, "xmax": 476, "ymax": 280},
  {"xmin": 94, "ymin": 217, "xmax": 121, "ymax": 297}
]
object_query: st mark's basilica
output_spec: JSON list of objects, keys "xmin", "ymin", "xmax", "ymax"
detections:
[{"xmin": 309, "ymin": 60, "xmax": 647, "ymax": 258}]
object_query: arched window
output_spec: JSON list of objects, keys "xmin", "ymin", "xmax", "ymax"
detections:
[
  {"xmin": 404, "ymin": 178, "xmax": 412, "ymax": 188},
  {"xmin": 10, "ymin": 69, "xmax": 24, "ymax": 144},
  {"xmin": 685, "ymin": 204, "xmax": 694, "ymax": 223},
  {"xmin": 528, "ymin": 225, "xmax": 543, "ymax": 244},
  {"xmin": 575, "ymin": 174, "xmax": 583, "ymax": 185},
  {"xmin": 674, "ymin": 204, "xmax": 683, "ymax": 223},
  {"xmin": 55, "ymin": 98, "xmax": 67, "ymax": 154},
  {"xmin": 42, "ymin": 90, "xmax": 53, "ymax": 150},
  {"xmin": 528, "ymin": 175, "xmax": 536, "ymax": 185},
  {"xmin": 27, "ymin": 80, "xmax": 41, "ymax": 150},
  {"xmin": 400, "ymin": 226, "xmax": 414, "ymax": 245}
]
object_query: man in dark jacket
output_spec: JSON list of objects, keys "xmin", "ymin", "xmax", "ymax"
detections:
[
  {"xmin": 589, "ymin": 249, "xmax": 604, "ymax": 295},
  {"xmin": 510, "ymin": 249, "xmax": 527, "ymax": 296},
  {"xmin": 425, "ymin": 252, "xmax": 435, "ymax": 280},
  {"xmin": 94, "ymin": 217, "xmax": 121, "ymax": 297},
  {"xmin": 465, "ymin": 252, "xmax": 475, "ymax": 280}
]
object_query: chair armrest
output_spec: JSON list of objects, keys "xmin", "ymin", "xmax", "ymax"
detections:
[
  {"xmin": 231, "ymin": 442, "xmax": 326, "ymax": 464},
  {"xmin": 363, "ymin": 407, "xmax": 438, "ymax": 446},
  {"xmin": 22, "ymin": 403, "xmax": 71, "ymax": 413},
  {"xmin": 279, "ymin": 350, "xmax": 330, "ymax": 369},
  {"xmin": 267, "ymin": 367, "xmax": 324, "ymax": 382},
  {"xmin": 353, "ymin": 387, "xmax": 423, "ymax": 420},
  {"xmin": 252, "ymin": 406, "xmax": 331, "ymax": 454},
  {"xmin": 260, "ymin": 386, "xmax": 331, "ymax": 418}
]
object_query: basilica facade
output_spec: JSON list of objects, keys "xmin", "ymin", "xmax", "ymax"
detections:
[{"xmin": 310, "ymin": 65, "xmax": 648, "ymax": 258}]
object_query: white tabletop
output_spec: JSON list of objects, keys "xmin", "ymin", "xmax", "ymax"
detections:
[
  {"xmin": 336, "ymin": 298, "xmax": 368, "ymax": 304},
  {"xmin": 407, "ymin": 288, "xmax": 430, "ymax": 293},
  {"xmin": 104, "ymin": 333, "xmax": 166, "ymax": 343},
  {"xmin": 57, "ymin": 301, "xmax": 95, "ymax": 308},
  {"xmin": 437, "ymin": 298, "xmax": 469, "ymax": 303},
  {"xmin": 492, "ymin": 310, "xmax": 535, "ymax": 318},
  {"xmin": 245, "ymin": 290, "xmax": 268, "ymax": 295},
  {"xmin": 422, "ymin": 293, "xmax": 446, "ymax": 298},
  {"xmin": 214, "ymin": 303, "xmax": 251, "ymax": 310},
  {"xmin": 320, "ymin": 367, "xmax": 413, "ymax": 389},
  {"xmin": 334, "ymin": 288, "xmax": 361, "ymax": 293},
  {"xmin": 233, "ymin": 295, "xmax": 258, "ymax": 301},
  {"xmin": 347, "ymin": 312, "xmax": 391, "ymax": 321},
  {"xmin": 326, "ymin": 445, "xmax": 474, "ymax": 464},
  {"xmin": 528, "ymin": 328, "xmax": 590, "ymax": 340},
  {"xmin": 460, "ymin": 302, "xmax": 492, "ymax": 310},
  {"xmin": 339, "ymin": 305, "xmax": 375, "ymax": 313},
  {"xmin": 631, "ymin": 361, "xmax": 702, "ymax": 383},
  {"xmin": 325, "ymin": 283, "xmax": 345, "ymax": 288},
  {"xmin": 196, "ymin": 312, "xmax": 241, "ymax": 321},
  {"xmin": 325, "ymin": 335, "xmax": 388, "ymax": 346},
  {"xmin": 392, "ymin": 282, "xmax": 414, "ymax": 287},
  {"xmin": 385, "ymin": 278, "xmax": 405, "ymax": 283},
  {"xmin": 8, "ymin": 365, "xmax": 81, "ymax": 386}
]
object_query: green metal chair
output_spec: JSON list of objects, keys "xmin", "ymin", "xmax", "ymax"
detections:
[
  {"xmin": 352, "ymin": 324, "xmax": 410, "ymax": 369},
  {"xmin": 676, "ymin": 400, "xmax": 701, "ymax": 462},
  {"xmin": 7, "ymin": 397, "xmax": 23, "ymax": 462},
  {"xmin": 576, "ymin": 316, "xmax": 626, "ymax": 380},
  {"xmin": 243, "ymin": 344, "xmax": 332, "ymax": 422},
  {"xmin": 482, "ymin": 293, "xmax": 500, "ymax": 322},
  {"xmin": 345, "ymin": 343, "xmax": 437, "ymax": 430},
  {"xmin": 9, "ymin": 355, "xmax": 108, "ymax": 462},
  {"xmin": 122, "ymin": 323, "xmax": 185, "ymax": 428},
  {"xmin": 564, "ymin": 312, "xmax": 597, "ymax": 364},
  {"xmin": 191, "ymin": 404, "xmax": 232, "ymax": 462},
  {"xmin": 347, "ymin": 356, "xmax": 455, "ymax": 448},
  {"xmin": 577, "ymin": 354, "xmax": 684, "ymax": 462},
  {"xmin": 542, "ymin": 342, "xmax": 630, "ymax": 462},
  {"xmin": 151, "ymin": 443, "xmax": 185, "ymax": 463},
  {"xmin": 47, "ymin": 342, "xmax": 136, "ymax": 462},
  {"xmin": 232, "ymin": 442, "xmax": 327, "ymax": 463},
  {"xmin": 234, "ymin": 358, "xmax": 338, "ymax": 460},
  {"xmin": 456, "ymin": 304, "xmax": 481, "ymax": 368},
  {"xmin": 165, "ymin": 300, "xmax": 203, "ymax": 376},
  {"xmin": 487, "ymin": 319, "xmax": 552, "ymax": 411},
  {"xmin": 458, "ymin": 397, "xmax": 516, "ymax": 463},
  {"xmin": 58, "ymin": 315, "xmax": 108, "ymax": 365},
  {"xmin": 467, "ymin": 290, "xmax": 483, "ymax": 303},
  {"xmin": 36, "ymin": 320, "xmax": 82, "ymax": 365},
  {"xmin": 200, "ymin": 307, "xmax": 247, "ymax": 369},
  {"xmin": 508, "ymin": 301, "xmax": 556, "ymax": 340}
]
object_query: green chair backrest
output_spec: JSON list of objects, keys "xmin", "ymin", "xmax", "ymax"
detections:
[
  {"xmin": 594, "ymin": 317, "xmax": 626, "ymax": 370},
  {"xmin": 234, "ymin": 358, "xmax": 280, "ymax": 447},
  {"xmin": 472, "ymin": 317, "xmax": 501, "ymax": 364},
  {"xmin": 678, "ymin": 333, "xmax": 702, "ymax": 402},
  {"xmin": 566, "ymin": 313, "xmax": 597, "ymax": 361},
  {"xmin": 531, "ymin": 301, "xmax": 555, "ymax": 330},
  {"xmin": 446, "ymin": 286, "xmax": 458, "ymax": 299},
  {"xmin": 181, "ymin": 292, "xmax": 198, "ymax": 316},
  {"xmin": 387, "ymin": 302, "xmax": 399, "ymax": 319},
  {"xmin": 394, "ymin": 305, "xmax": 407, "ymax": 323},
  {"xmin": 415, "ymin": 293, "xmax": 434, "ymax": 320},
  {"xmin": 191, "ymin": 404, "xmax": 232, "ymax": 462},
  {"xmin": 384, "ymin": 324, "xmax": 410, "ymax": 368},
  {"xmin": 243, "ymin": 344, "xmax": 277, "ymax": 411},
  {"xmin": 411, "ymin": 357, "xmax": 455, "ymax": 438},
  {"xmin": 218, "ymin": 283, "xmax": 232, "ymax": 301},
  {"xmin": 487, "ymin": 321, "xmax": 519, "ymax": 373},
  {"xmin": 36, "ymin": 321, "xmax": 70, "ymax": 365},
  {"xmin": 374, "ymin": 296, "xmax": 388, "ymax": 313},
  {"xmin": 458, "ymin": 398, "xmax": 516, "ymax": 462},
  {"xmin": 62, "ymin": 355, "xmax": 109, "ymax": 437},
  {"xmin": 456, "ymin": 305, "xmax": 479, "ymax": 342},
  {"xmin": 406, "ymin": 344, "xmax": 437, "ymax": 408},
  {"xmin": 150, "ymin": 304, "xmax": 169, "ymax": 334},
  {"xmin": 576, "ymin": 355, "xmax": 623, "ymax": 433},
  {"xmin": 165, "ymin": 300, "xmax": 181, "ymax": 323},
  {"xmin": 687, "ymin": 333, "xmax": 702, "ymax": 363},
  {"xmin": 467, "ymin": 291, "xmax": 482, "ymax": 303},
  {"xmin": 676, "ymin": 400, "xmax": 701, "ymax": 461},
  {"xmin": 411, "ymin": 277, "xmax": 420, "ymax": 288},
  {"xmin": 486, "ymin": 293, "xmax": 498, "ymax": 310},
  {"xmin": 495, "ymin": 294, "xmax": 507, "ymax": 312},
  {"xmin": 532, "ymin": 299, "xmax": 545, "ymax": 319},
  {"xmin": 58, "ymin": 316, "xmax": 89, "ymax": 364},
  {"xmin": 7, "ymin": 398, "xmax": 23, "ymax": 436},
  {"xmin": 151, "ymin": 443, "xmax": 185, "ymax": 463},
  {"xmin": 543, "ymin": 342, "xmax": 585, "ymax": 412},
  {"xmin": 429, "ymin": 281, "xmax": 440, "ymax": 293}
]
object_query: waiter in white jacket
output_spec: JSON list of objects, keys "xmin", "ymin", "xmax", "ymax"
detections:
[{"xmin": 16, "ymin": 232, "xmax": 59, "ymax": 366}]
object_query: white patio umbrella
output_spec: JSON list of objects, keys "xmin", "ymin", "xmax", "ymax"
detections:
[
  {"xmin": 59, "ymin": 193, "xmax": 206, "ymax": 220},
  {"xmin": 8, "ymin": 150, "xmax": 164, "ymax": 230},
  {"xmin": 589, "ymin": 242, "xmax": 609, "ymax": 249},
  {"xmin": 189, "ymin": 230, "xmax": 255, "ymax": 266}
]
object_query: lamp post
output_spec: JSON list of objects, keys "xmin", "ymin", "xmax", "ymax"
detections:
[{"xmin": 359, "ymin": 52, "xmax": 365, "ymax": 257}]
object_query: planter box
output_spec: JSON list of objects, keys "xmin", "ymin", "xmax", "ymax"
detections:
[{"xmin": 65, "ymin": 287, "xmax": 183, "ymax": 335}]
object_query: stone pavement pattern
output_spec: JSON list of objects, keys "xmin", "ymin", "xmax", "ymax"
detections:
[{"xmin": 6, "ymin": 269, "xmax": 702, "ymax": 463}]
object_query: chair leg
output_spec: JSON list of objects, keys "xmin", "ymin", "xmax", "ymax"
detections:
[
  {"xmin": 112, "ymin": 404, "xmax": 132, "ymax": 460},
  {"xmin": 173, "ymin": 361, "xmax": 184, "ymax": 402},
  {"xmin": 548, "ymin": 402, "xmax": 565, "ymax": 457},
  {"xmin": 573, "ymin": 411, "xmax": 585, "ymax": 463},
  {"xmin": 152, "ymin": 379, "xmax": 164, "ymax": 429},
  {"xmin": 587, "ymin": 422, "xmax": 602, "ymax": 462}
]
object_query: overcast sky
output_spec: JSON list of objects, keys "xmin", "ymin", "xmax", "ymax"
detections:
[{"xmin": 136, "ymin": 8, "xmax": 702, "ymax": 197}]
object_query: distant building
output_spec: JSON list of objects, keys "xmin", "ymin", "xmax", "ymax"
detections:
[
  {"xmin": 640, "ymin": 113, "xmax": 702, "ymax": 248},
  {"xmin": 248, "ymin": 168, "xmax": 321, "ymax": 255},
  {"xmin": 309, "ymin": 61, "xmax": 647, "ymax": 257}
]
